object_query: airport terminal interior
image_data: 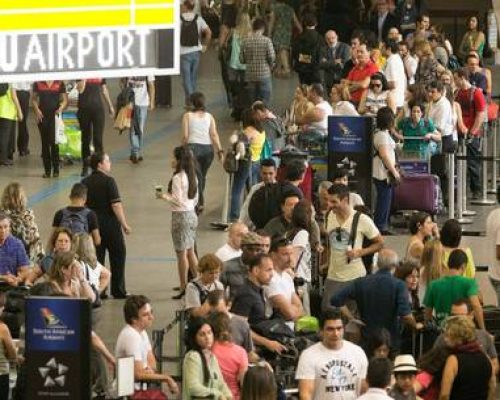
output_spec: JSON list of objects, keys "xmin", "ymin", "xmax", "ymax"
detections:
[{"xmin": 2, "ymin": 1, "xmax": 500, "ymax": 399}]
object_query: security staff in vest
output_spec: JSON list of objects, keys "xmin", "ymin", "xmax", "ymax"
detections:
[{"xmin": 82, "ymin": 152, "xmax": 132, "ymax": 299}]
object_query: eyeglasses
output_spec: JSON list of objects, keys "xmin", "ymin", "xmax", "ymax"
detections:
[{"xmin": 335, "ymin": 227, "xmax": 342, "ymax": 242}]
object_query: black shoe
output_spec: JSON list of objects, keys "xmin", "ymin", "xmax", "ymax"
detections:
[
  {"xmin": 130, "ymin": 155, "xmax": 139, "ymax": 164},
  {"xmin": 172, "ymin": 290, "xmax": 185, "ymax": 300},
  {"xmin": 471, "ymin": 192, "xmax": 481, "ymax": 200},
  {"xmin": 42, "ymin": 173, "xmax": 51, "ymax": 178},
  {"xmin": 138, "ymin": 156, "xmax": 143, "ymax": 162},
  {"xmin": 381, "ymin": 230, "xmax": 396, "ymax": 236},
  {"xmin": 173, "ymin": 286, "xmax": 181, "ymax": 291},
  {"xmin": 100, "ymin": 293, "xmax": 109, "ymax": 300},
  {"xmin": 53, "ymin": 171, "xmax": 59, "ymax": 178}
]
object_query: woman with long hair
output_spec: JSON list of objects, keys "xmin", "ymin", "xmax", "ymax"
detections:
[
  {"xmin": 405, "ymin": 212, "xmax": 438, "ymax": 261},
  {"xmin": 241, "ymin": 366, "xmax": 277, "ymax": 400},
  {"xmin": 394, "ymin": 260, "xmax": 421, "ymax": 311},
  {"xmin": 288, "ymin": 84, "xmax": 315, "ymax": 126},
  {"xmin": 414, "ymin": 41, "xmax": 442, "ymax": 87},
  {"xmin": 158, "ymin": 145, "xmax": 198, "ymax": 299},
  {"xmin": 182, "ymin": 317, "xmax": 232, "ymax": 400},
  {"xmin": 419, "ymin": 239, "xmax": 446, "ymax": 300},
  {"xmin": 182, "ymin": 92, "xmax": 223, "ymax": 212},
  {"xmin": 46, "ymin": 250, "xmax": 96, "ymax": 301},
  {"xmin": 210, "ymin": 312, "xmax": 248, "ymax": 400},
  {"xmin": 458, "ymin": 15, "xmax": 486, "ymax": 61},
  {"xmin": 415, "ymin": 345, "xmax": 451, "ymax": 400},
  {"xmin": 1, "ymin": 182, "xmax": 44, "ymax": 263}
]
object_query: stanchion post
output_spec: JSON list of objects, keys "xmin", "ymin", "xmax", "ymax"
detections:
[
  {"xmin": 471, "ymin": 122, "xmax": 495, "ymax": 205},
  {"xmin": 456, "ymin": 142, "xmax": 472, "ymax": 224},
  {"xmin": 489, "ymin": 119, "xmax": 498, "ymax": 193},
  {"xmin": 448, "ymin": 152, "xmax": 455, "ymax": 220}
]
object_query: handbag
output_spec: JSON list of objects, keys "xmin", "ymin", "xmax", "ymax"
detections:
[
  {"xmin": 223, "ymin": 147, "xmax": 239, "ymax": 173},
  {"xmin": 131, "ymin": 389, "xmax": 168, "ymax": 400},
  {"xmin": 55, "ymin": 113, "xmax": 67, "ymax": 145},
  {"xmin": 253, "ymin": 318, "xmax": 295, "ymax": 342},
  {"xmin": 441, "ymin": 134, "xmax": 457, "ymax": 153}
]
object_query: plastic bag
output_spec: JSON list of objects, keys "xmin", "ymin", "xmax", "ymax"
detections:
[{"xmin": 55, "ymin": 113, "xmax": 67, "ymax": 145}]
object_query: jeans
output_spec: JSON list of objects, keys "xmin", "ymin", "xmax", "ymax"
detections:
[
  {"xmin": 180, "ymin": 51, "xmax": 201, "ymax": 104},
  {"xmin": 373, "ymin": 178, "xmax": 393, "ymax": 231},
  {"xmin": 188, "ymin": 143, "xmax": 214, "ymax": 207},
  {"xmin": 247, "ymin": 77, "xmax": 272, "ymax": 105},
  {"xmin": 251, "ymin": 161, "xmax": 260, "ymax": 187},
  {"xmin": 466, "ymin": 136, "xmax": 482, "ymax": 194},
  {"xmin": 129, "ymin": 105, "xmax": 148, "ymax": 157},
  {"xmin": 229, "ymin": 162, "xmax": 251, "ymax": 221}
]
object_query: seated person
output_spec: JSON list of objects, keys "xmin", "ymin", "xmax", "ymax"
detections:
[
  {"xmin": 287, "ymin": 84, "xmax": 314, "ymax": 128},
  {"xmin": 185, "ymin": 254, "xmax": 224, "ymax": 317},
  {"xmin": 266, "ymin": 236, "xmax": 304, "ymax": 329},
  {"xmin": 358, "ymin": 72, "xmax": 396, "ymax": 116},
  {"xmin": 300, "ymin": 83, "xmax": 333, "ymax": 137},
  {"xmin": 215, "ymin": 222, "xmax": 249, "ymax": 263},
  {"xmin": 115, "ymin": 295, "xmax": 179, "ymax": 394},
  {"xmin": 51, "ymin": 183, "xmax": 101, "ymax": 246},
  {"xmin": 331, "ymin": 84, "xmax": 359, "ymax": 116},
  {"xmin": 263, "ymin": 191, "xmax": 301, "ymax": 239},
  {"xmin": 0, "ymin": 212, "xmax": 31, "ymax": 287},
  {"xmin": 332, "ymin": 168, "xmax": 364, "ymax": 207},
  {"xmin": 231, "ymin": 254, "xmax": 287, "ymax": 355},
  {"xmin": 220, "ymin": 232, "xmax": 268, "ymax": 299}
]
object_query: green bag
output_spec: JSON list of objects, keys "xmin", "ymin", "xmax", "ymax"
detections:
[
  {"xmin": 295, "ymin": 316, "xmax": 319, "ymax": 333},
  {"xmin": 59, "ymin": 126, "xmax": 82, "ymax": 159}
]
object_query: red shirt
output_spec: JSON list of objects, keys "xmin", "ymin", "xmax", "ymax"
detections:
[
  {"xmin": 347, "ymin": 60, "xmax": 379, "ymax": 103},
  {"xmin": 455, "ymin": 86, "xmax": 486, "ymax": 135}
]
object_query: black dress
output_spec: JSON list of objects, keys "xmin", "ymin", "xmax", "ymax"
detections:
[{"xmin": 450, "ymin": 350, "xmax": 492, "ymax": 400}]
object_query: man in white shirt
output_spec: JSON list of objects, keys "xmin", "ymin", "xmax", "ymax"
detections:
[
  {"xmin": 357, "ymin": 358, "xmax": 393, "ymax": 400},
  {"xmin": 239, "ymin": 158, "xmax": 277, "ymax": 228},
  {"xmin": 215, "ymin": 222, "xmax": 249, "ymax": 262},
  {"xmin": 398, "ymin": 41, "xmax": 418, "ymax": 85},
  {"xmin": 180, "ymin": 0, "xmax": 211, "ymax": 107},
  {"xmin": 265, "ymin": 236, "xmax": 304, "ymax": 329},
  {"xmin": 296, "ymin": 309, "xmax": 368, "ymax": 400},
  {"xmin": 486, "ymin": 191, "xmax": 500, "ymax": 277},
  {"xmin": 115, "ymin": 295, "xmax": 179, "ymax": 393},
  {"xmin": 383, "ymin": 40, "xmax": 406, "ymax": 109},
  {"xmin": 302, "ymin": 83, "xmax": 333, "ymax": 136},
  {"xmin": 322, "ymin": 184, "xmax": 383, "ymax": 313}
]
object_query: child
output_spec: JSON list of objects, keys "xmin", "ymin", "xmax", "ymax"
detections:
[{"xmin": 389, "ymin": 354, "xmax": 421, "ymax": 400}]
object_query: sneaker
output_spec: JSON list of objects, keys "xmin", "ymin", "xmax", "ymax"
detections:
[{"xmin": 130, "ymin": 155, "xmax": 139, "ymax": 164}]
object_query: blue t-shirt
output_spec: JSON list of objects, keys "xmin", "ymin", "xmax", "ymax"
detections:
[{"xmin": 0, "ymin": 235, "xmax": 30, "ymax": 275}]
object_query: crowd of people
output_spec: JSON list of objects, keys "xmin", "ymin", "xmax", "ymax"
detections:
[{"xmin": 1, "ymin": 0, "xmax": 500, "ymax": 399}]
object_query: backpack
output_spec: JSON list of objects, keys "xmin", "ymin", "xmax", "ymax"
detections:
[
  {"xmin": 447, "ymin": 54, "xmax": 461, "ymax": 72},
  {"xmin": 249, "ymin": 182, "xmax": 298, "ymax": 229},
  {"xmin": 180, "ymin": 15, "xmax": 199, "ymax": 47},
  {"xmin": 59, "ymin": 208, "xmax": 91, "ymax": 234},
  {"xmin": 0, "ymin": 83, "xmax": 8, "ymax": 97},
  {"xmin": 191, "ymin": 280, "xmax": 209, "ymax": 305}
]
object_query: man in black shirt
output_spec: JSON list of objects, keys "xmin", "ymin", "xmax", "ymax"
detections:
[
  {"xmin": 82, "ymin": 152, "xmax": 132, "ymax": 298},
  {"xmin": 231, "ymin": 254, "xmax": 286, "ymax": 354},
  {"xmin": 292, "ymin": 14, "xmax": 323, "ymax": 85}
]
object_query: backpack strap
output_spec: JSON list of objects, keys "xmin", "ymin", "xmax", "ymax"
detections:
[
  {"xmin": 191, "ymin": 280, "xmax": 208, "ymax": 303},
  {"xmin": 348, "ymin": 211, "xmax": 361, "ymax": 249}
]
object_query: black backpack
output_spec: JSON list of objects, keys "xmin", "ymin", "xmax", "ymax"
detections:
[
  {"xmin": 249, "ymin": 182, "xmax": 299, "ymax": 230},
  {"xmin": 0, "ymin": 83, "xmax": 8, "ymax": 97},
  {"xmin": 59, "ymin": 208, "xmax": 91, "ymax": 234},
  {"xmin": 180, "ymin": 15, "xmax": 199, "ymax": 47}
]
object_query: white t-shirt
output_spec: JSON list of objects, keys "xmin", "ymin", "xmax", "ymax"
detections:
[
  {"xmin": 115, "ymin": 325, "xmax": 151, "ymax": 368},
  {"xmin": 180, "ymin": 12, "xmax": 209, "ymax": 55},
  {"xmin": 292, "ymin": 230, "xmax": 311, "ymax": 282},
  {"xmin": 357, "ymin": 388, "xmax": 393, "ymax": 400},
  {"xmin": 384, "ymin": 53, "xmax": 406, "ymax": 108},
  {"xmin": 295, "ymin": 341, "xmax": 368, "ymax": 400},
  {"xmin": 486, "ymin": 208, "xmax": 500, "ymax": 275},
  {"xmin": 264, "ymin": 269, "xmax": 296, "ymax": 329},
  {"xmin": 215, "ymin": 243, "xmax": 242, "ymax": 263},
  {"xmin": 81, "ymin": 261, "xmax": 105, "ymax": 290},
  {"xmin": 310, "ymin": 100, "xmax": 333, "ymax": 134},
  {"xmin": 332, "ymin": 101, "xmax": 359, "ymax": 116},
  {"xmin": 127, "ymin": 76, "xmax": 155, "ymax": 107},
  {"xmin": 372, "ymin": 129, "xmax": 396, "ymax": 181},
  {"xmin": 349, "ymin": 192, "xmax": 364, "ymax": 208},
  {"xmin": 428, "ymin": 95, "xmax": 454, "ymax": 138},
  {"xmin": 325, "ymin": 209, "xmax": 380, "ymax": 281}
]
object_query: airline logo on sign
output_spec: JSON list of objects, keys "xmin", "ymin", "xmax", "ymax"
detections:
[{"xmin": 0, "ymin": 0, "xmax": 179, "ymax": 81}]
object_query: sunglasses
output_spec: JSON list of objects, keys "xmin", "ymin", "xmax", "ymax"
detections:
[{"xmin": 335, "ymin": 227, "xmax": 342, "ymax": 242}]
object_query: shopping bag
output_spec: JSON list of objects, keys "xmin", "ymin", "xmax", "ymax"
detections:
[
  {"xmin": 59, "ymin": 127, "xmax": 82, "ymax": 159},
  {"xmin": 55, "ymin": 113, "xmax": 67, "ymax": 145},
  {"xmin": 114, "ymin": 103, "xmax": 133, "ymax": 133}
]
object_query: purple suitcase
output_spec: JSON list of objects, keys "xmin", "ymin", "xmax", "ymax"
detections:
[{"xmin": 392, "ymin": 174, "xmax": 441, "ymax": 215}]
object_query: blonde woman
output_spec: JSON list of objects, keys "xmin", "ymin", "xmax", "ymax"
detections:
[
  {"xmin": 1, "ymin": 182, "xmax": 44, "ymax": 263},
  {"xmin": 419, "ymin": 239, "xmax": 446, "ymax": 300},
  {"xmin": 288, "ymin": 85, "xmax": 314, "ymax": 127},
  {"xmin": 72, "ymin": 233, "xmax": 110, "ymax": 296},
  {"xmin": 47, "ymin": 250, "xmax": 96, "ymax": 302},
  {"xmin": 331, "ymin": 84, "xmax": 358, "ymax": 116}
]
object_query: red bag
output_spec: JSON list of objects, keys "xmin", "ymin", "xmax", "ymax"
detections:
[
  {"xmin": 488, "ymin": 102, "xmax": 499, "ymax": 122},
  {"xmin": 131, "ymin": 389, "xmax": 168, "ymax": 400}
]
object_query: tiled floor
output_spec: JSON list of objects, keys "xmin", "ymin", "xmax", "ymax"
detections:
[{"xmin": 1, "ymin": 49, "xmax": 499, "ymax": 385}]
